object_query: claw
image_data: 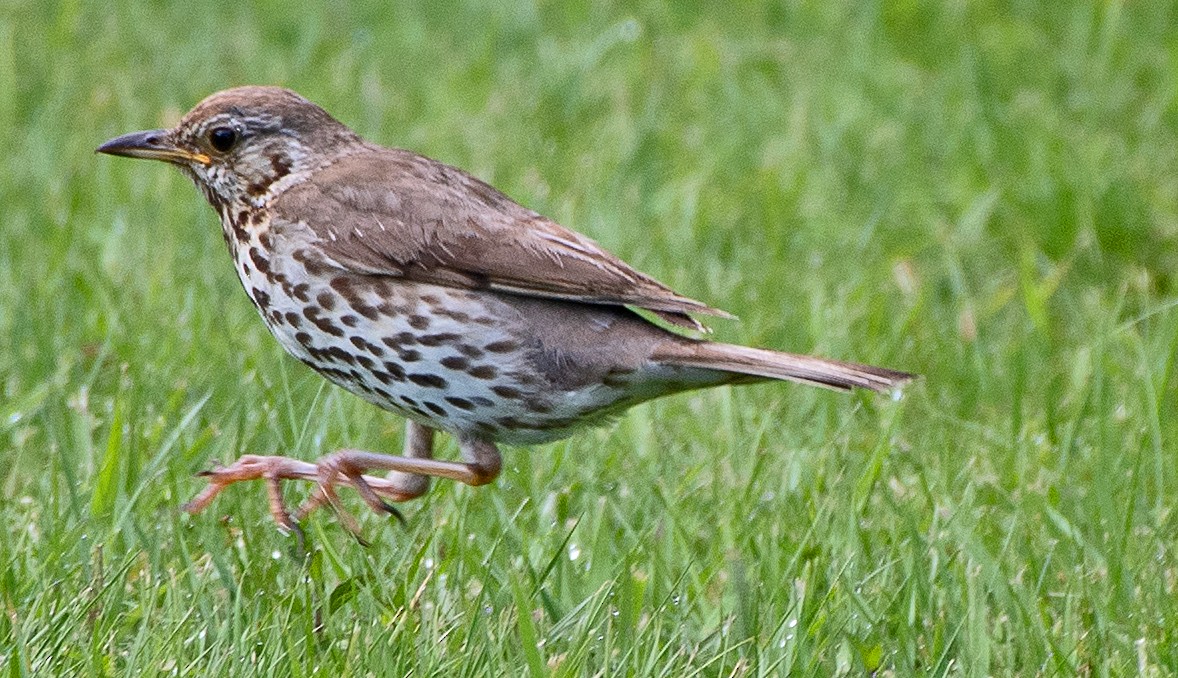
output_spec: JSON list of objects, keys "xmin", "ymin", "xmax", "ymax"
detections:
[
  {"xmin": 182, "ymin": 449, "xmax": 441, "ymax": 536},
  {"xmin": 195, "ymin": 460, "xmax": 226, "ymax": 478},
  {"xmin": 287, "ymin": 521, "xmax": 309, "ymax": 560},
  {"xmin": 382, "ymin": 502, "xmax": 407, "ymax": 526}
]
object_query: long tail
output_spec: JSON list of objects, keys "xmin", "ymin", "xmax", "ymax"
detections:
[{"xmin": 654, "ymin": 341, "xmax": 914, "ymax": 392}]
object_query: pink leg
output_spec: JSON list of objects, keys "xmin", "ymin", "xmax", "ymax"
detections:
[{"xmin": 183, "ymin": 426, "xmax": 500, "ymax": 536}]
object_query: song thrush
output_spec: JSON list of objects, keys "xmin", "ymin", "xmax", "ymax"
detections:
[{"xmin": 97, "ymin": 86, "xmax": 912, "ymax": 534}]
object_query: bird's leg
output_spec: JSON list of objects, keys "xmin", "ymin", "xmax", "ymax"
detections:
[
  {"xmin": 295, "ymin": 422, "xmax": 436, "ymax": 523},
  {"xmin": 456, "ymin": 436, "xmax": 503, "ymax": 485},
  {"xmin": 183, "ymin": 433, "xmax": 501, "ymax": 532},
  {"xmin": 182, "ymin": 425, "xmax": 432, "ymax": 529},
  {"xmin": 182, "ymin": 455, "xmax": 321, "ymax": 530},
  {"xmin": 381, "ymin": 422, "xmax": 436, "ymax": 500},
  {"xmin": 295, "ymin": 435, "xmax": 502, "ymax": 520}
]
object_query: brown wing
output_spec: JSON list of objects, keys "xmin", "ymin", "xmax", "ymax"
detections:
[{"xmin": 272, "ymin": 147, "xmax": 731, "ymax": 329}]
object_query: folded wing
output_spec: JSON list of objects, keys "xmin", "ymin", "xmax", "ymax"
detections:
[{"xmin": 271, "ymin": 148, "xmax": 730, "ymax": 330}]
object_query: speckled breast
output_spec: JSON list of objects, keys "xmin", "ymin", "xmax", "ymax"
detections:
[{"xmin": 221, "ymin": 213, "xmax": 634, "ymax": 444}]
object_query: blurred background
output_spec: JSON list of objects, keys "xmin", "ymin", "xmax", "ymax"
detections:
[{"xmin": 2, "ymin": 1, "xmax": 1176, "ymax": 674}]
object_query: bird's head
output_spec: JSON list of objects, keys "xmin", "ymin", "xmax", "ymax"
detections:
[{"xmin": 97, "ymin": 86, "xmax": 361, "ymax": 209}]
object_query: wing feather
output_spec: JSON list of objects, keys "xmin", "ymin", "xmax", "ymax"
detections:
[{"xmin": 273, "ymin": 147, "xmax": 730, "ymax": 329}]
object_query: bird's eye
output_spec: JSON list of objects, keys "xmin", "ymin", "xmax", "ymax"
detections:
[{"xmin": 208, "ymin": 127, "xmax": 237, "ymax": 152}]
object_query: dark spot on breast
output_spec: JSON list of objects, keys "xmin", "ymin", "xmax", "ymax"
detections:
[
  {"xmin": 329, "ymin": 275, "xmax": 361, "ymax": 301},
  {"xmin": 491, "ymin": 385, "xmax": 524, "ymax": 399},
  {"xmin": 445, "ymin": 397, "xmax": 476, "ymax": 411},
  {"xmin": 340, "ymin": 314, "xmax": 359, "ymax": 327},
  {"xmin": 408, "ymin": 315, "xmax": 430, "ymax": 330},
  {"xmin": 440, "ymin": 356, "xmax": 469, "ymax": 370},
  {"xmin": 293, "ymin": 248, "xmax": 331, "ymax": 276},
  {"xmin": 269, "ymin": 310, "xmax": 284, "ymax": 325},
  {"xmin": 252, "ymin": 288, "xmax": 271, "ymax": 309},
  {"xmin": 382, "ymin": 362, "xmax": 407, "ymax": 380},
  {"xmin": 372, "ymin": 279, "xmax": 393, "ymax": 297},
  {"xmin": 422, "ymin": 401, "xmax": 447, "ymax": 416},
  {"xmin": 399, "ymin": 396, "xmax": 418, "ymax": 407},
  {"xmin": 483, "ymin": 340, "xmax": 518, "ymax": 353},
  {"xmin": 270, "ymin": 154, "xmax": 292, "ymax": 179},
  {"xmin": 292, "ymin": 283, "xmax": 311, "ymax": 302},
  {"xmin": 285, "ymin": 312, "xmax": 302, "ymax": 327},
  {"xmin": 349, "ymin": 336, "xmax": 384, "ymax": 357},
  {"xmin": 355, "ymin": 355, "xmax": 375, "ymax": 369},
  {"xmin": 232, "ymin": 211, "xmax": 250, "ymax": 242},
  {"xmin": 437, "ymin": 308, "xmax": 471, "ymax": 322},
  {"xmin": 399, "ymin": 349, "xmax": 422, "ymax": 362},
  {"xmin": 325, "ymin": 346, "xmax": 356, "ymax": 365},
  {"xmin": 419, "ymin": 333, "xmax": 460, "ymax": 347},
  {"xmin": 373, "ymin": 368, "xmax": 404, "ymax": 385},
  {"xmin": 249, "ymin": 247, "xmax": 270, "ymax": 275},
  {"xmin": 408, "ymin": 373, "xmax": 447, "ymax": 388},
  {"xmin": 329, "ymin": 276, "xmax": 377, "ymax": 318},
  {"xmin": 381, "ymin": 332, "xmax": 418, "ymax": 348},
  {"xmin": 258, "ymin": 231, "xmax": 273, "ymax": 249},
  {"xmin": 295, "ymin": 332, "xmax": 313, "ymax": 347},
  {"xmin": 318, "ymin": 366, "xmax": 349, "ymax": 381},
  {"xmin": 458, "ymin": 344, "xmax": 484, "ymax": 359},
  {"xmin": 317, "ymin": 292, "xmax": 336, "ymax": 311},
  {"xmin": 468, "ymin": 365, "xmax": 498, "ymax": 379},
  {"xmin": 526, "ymin": 399, "xmax": 553, "ymax": 413},
  {"xmin": 302, "ymin": 306, "xmax": 345, "ymax": 337},
  {"xmin": 420, "ymin": 294, "xmax": 440, "ymax": 306},
  {"xmin": 355, "ymin": 303, "xmax": 380, "ymax": 320}
]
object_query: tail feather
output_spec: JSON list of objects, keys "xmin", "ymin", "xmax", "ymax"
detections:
[{"xmin": 655, "ymin": 342, "xmax": 913, "ymax": 393}]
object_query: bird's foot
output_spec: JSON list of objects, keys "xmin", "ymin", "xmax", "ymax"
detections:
[{"xmin": 183, "ymin": 454, "xmax": 416, "ymax": 541}]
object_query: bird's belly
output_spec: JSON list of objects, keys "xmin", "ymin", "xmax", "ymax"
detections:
[{"xmin": 244, "ymin": 268, "xmax": 630, "ymax": 442}]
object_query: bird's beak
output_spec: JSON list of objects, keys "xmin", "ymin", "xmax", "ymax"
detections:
[{"xmin": 96, "ymin": 129, "xmax": 211, "ymax": 166}]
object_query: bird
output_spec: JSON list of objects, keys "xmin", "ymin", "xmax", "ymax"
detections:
[{"xmin": 97, "ymin": 86, "xmax": 912, "ymax": 535}]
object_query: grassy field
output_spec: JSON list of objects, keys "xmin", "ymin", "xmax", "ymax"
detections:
[{"xmin": 3, "ymin": 1, "xmax": 1177, "ymax": 674}]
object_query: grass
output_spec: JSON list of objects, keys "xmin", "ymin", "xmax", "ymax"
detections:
[{"xmin": 2, "ymin": 0, "xmax": 1178, "ymax": 674}]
